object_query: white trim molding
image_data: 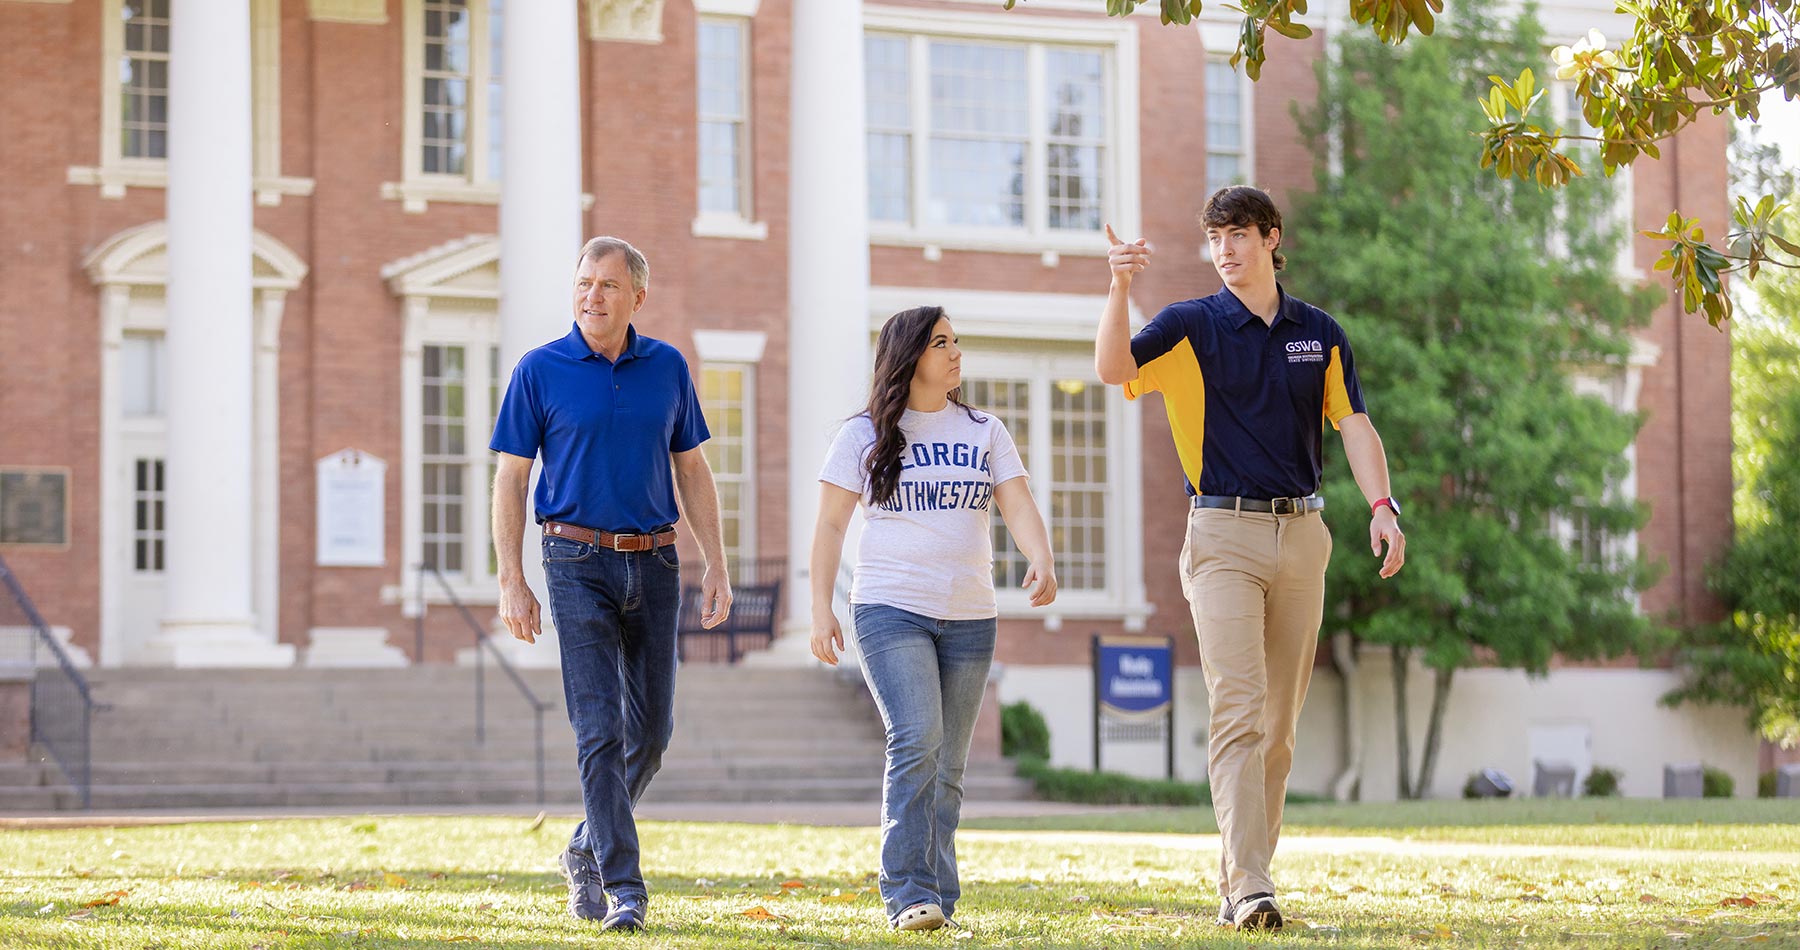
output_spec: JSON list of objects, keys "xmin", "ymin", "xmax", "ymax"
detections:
[
  {"xmin": 862, "ymin": 4, "xmax": 1141, "ymax": 258},
  {"xmin": 694, "ymin": 0, "xmax": 759, "ymax": 15},
  {"xmin": 869, "ymin": 285, "xmax": 1143, "ymax": 341},
  {"xmin": 693, "ymin": 329, "xmax": 768, "ymax": 363},
  {"xmin": 586, "ymin": 0, "xmax": 665, "ymax": 42}
]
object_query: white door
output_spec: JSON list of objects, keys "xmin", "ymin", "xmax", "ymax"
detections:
[{"xmin": 117, "ymin": 332, "xmax": 167, "ymax": 662}]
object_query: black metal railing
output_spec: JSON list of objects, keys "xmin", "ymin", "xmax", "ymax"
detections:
[
  {"xmin": 413, "ymin": 564, "xmax": 551, "ymax": 806},
  {"xmin": 677, "ymin": 557, "xmax": 786, "ymax": 664},
  {"xmin": 0, "ymin": 554, "xmax": 100, "ymax": 809}
]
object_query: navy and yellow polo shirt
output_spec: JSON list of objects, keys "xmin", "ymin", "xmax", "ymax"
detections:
[{"xmin": 1126, "ymin": 286, "xmax": 1365, "ymax": 499}]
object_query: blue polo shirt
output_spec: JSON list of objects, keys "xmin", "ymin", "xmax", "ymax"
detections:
[
  {"xmin": 1126, "ymin": 286, "xmax": 1365, "ymax": 499},
  {"xmin": 490, "ymin": 323, "xmax": 709, "ymax": 532}
]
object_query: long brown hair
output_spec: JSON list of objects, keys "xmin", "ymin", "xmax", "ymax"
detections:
[{"xmin": 861, "ymin": 306, "xmax": 983, "ymax": 506}]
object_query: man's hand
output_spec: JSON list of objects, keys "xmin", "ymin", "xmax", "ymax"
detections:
[
  {"xmin": 1105, "ymin": 224, "xmax": 1152, "ymax": 284},
  {"xmin": 1371, "ymin": 508, "xmax": 1405, "ymax": 579},
  {"xmin": 497, "ymin": 575, "xmax": 542, "ymax": 644},
  {"xmin": 698, "ymin": 565, "xmax": 733, "ymax": 629}
]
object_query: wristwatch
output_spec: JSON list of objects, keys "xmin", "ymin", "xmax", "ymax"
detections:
[{"xmin": 1372, "ymin": 496, "xmax": 1401, "ymax": 517}]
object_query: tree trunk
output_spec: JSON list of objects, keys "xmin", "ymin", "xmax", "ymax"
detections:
[
  {"xmin": 1411, "ymin": 665, "xmax": 1456, "ymax": 799},
  {"xmin": 1391, "ymin": 644, "xmax": 1414, "ymax": 800},
  {"xmin": 1330, "ymin": 632, "xmax": 1363, "ymax": 802}
]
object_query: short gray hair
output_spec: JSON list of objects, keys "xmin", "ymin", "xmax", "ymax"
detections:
[{"xmin": 576, "ymin": 236, "xmax": 650, "ymax": 291}]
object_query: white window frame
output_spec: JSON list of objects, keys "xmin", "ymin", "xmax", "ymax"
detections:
[
  {"xmin": 1551, "ymin": 79, "xmax": 1638, "ymax": 278},
  {"xmin": 1553, "ymin": 339, "xmax": 1658, "ymax": 607},
  {"xmin": 404, "ymin": 302, "xmax": 502, "ymax": 599},
  {"xmin": 693, "ymin": 329, "xmax": 766, "ymax": 580},
  {"xmin": 69, "ymin": 0, "xmax": 313, "ymax": 204},
  {"xmin": 693, "ymin": 13, "xmax": 768, "ymax": 241},
  {"xmin": 960, "ymin": 348, "xmax": 1148, "ymax": 625},
  {"xmin": 385, "ymin": 0, "xmax": 503, "ymax": 212},
  {"xmin": 863, "ymin": 5, "xmax": 1140, "ymax": 258}
]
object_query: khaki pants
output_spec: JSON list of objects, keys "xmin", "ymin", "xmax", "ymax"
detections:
[{"xmin": 1180, "ymin": 506, "xmax": 1332, "ymax": 901}]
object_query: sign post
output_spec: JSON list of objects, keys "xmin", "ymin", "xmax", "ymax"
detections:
[{"xmin": 1092, "ymin": 634, "xmax": 1176, "ymax": 778}]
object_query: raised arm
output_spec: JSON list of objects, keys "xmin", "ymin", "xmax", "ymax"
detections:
[
  {"xmin": 673, "ymin": 446, "xmax": 733, "ymax": 628},
  {"xmin": 1097, "ymin": 223, "xmax": 1151, "ymax": 386}
]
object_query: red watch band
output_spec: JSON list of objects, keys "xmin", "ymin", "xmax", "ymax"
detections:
[{"xmin": 1372, "ymin": 496, "xmax": 1398, "ymax": 515}]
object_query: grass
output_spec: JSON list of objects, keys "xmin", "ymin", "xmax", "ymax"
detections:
[{"xmin": 0, "ymin": 804, "xmax": 1792, "ymax": 948}]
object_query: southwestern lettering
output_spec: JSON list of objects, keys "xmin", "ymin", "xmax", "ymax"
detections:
[{"xmin": 874, "ymin": 479, "xmax": 996, "ymax": 513}]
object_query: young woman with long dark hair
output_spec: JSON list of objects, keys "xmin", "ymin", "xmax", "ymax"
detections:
[{"xmin": 809, "ymin": 306, "xmax": 1057, "ymax": 932}]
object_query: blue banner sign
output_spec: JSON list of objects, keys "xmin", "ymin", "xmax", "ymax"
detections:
[{"xmin": 1095, "ymin": 638, "xmax": 1172, "ymax": 716}]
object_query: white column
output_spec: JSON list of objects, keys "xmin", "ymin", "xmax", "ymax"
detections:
[
  {"xmin": 151, "ymin": 0, "xmax": 293, "ymax": 667},
  {"xmin": 753, "ymin": 0, "xmax": 872, "ymax": 666},
  {"xmin": 491, "ymin": 0, "xmax": 583, "ymax": 668}
]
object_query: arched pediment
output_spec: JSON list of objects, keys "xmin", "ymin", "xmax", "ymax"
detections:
[
  {"xmin": 380, "ymin": 234, "xmax": 500, "ymax": 300},
  {"xmin": 82, "ymin": 221, "xmax": 310, "ymax": 291}
]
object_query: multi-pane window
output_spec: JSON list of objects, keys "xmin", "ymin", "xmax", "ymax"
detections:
[
  {"xmin": 700, "ymin": 365, "xmax": 755, "ymax": 581},
  {"xmin": 962, "ymin": 379, "xmax": 1031, "ymax": 589},
  {"xmin": 965, "ymin": 370, "xmax": 1113, "ymax": 594},
  {"xmin": 120, "ymin": 0, "xmax": 171, "ymax": 160},
  {"xmin": 1205, "ymin": 59, "xmax": 1248, "ymax": 196},
  {"xmin": 421, "ymin": 345, "xmax": 468, "ymax": 572},
  {"xmin": 418, "ymin": 341, "xmax": 501, "ymax": 581},
  {"xmin": 1050, "ymin": 380, "xmax": 1108, "ymax": 589},
  {"xmin": 420, "ymin": 0, "xmax": 503, "ymax": 180},
  {"xmin": 866, "ymin": 35, "xmax": 912, "ymax": 223},
  {"xmin": 865, "ymin": 32, "xmax": 1112, "ymax": 237},
  {"xmin": 698, "ymin": 18, "xmax": 751, "ymax": 217},
  {"xmin": 133, "ymin": 459, "xmax": 165, "ymax": 572},
  {"xmin": 1046, "ymin": 49, "xmax": 1106, "ymax": 231}
]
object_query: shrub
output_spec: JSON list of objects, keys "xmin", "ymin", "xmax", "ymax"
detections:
[
  {"xmin": 1000, "ymin": 701, "xmax": 1051, "ymax": 761},
  {"xmin": 1702, "ymin": 765, "xmax": 1735, "ymax": 798},
  {"xmin": 1758, "ymin": 770, "xmax": 1777, "ymax": 799},
  {"xmin": 1583, "ymin": 766, "xmax": 1623, "ymax": 797},
  {"xmin": 1015, "ymin": 756, "xmax": 1210, "ymax": 806}
]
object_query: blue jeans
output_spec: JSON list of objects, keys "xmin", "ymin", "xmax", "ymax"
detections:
[
  {"xmin": 542, "ymin": 533, "xmax": 682, "ymax": 902},
  {"xmin": 852, "ymin": 603, "xmax": 997, "ymax": 922}
]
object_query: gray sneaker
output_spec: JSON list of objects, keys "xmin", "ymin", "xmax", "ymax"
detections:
[
  {"xmin": 1216, "ymin": 896, "xmax": 1234, "ymax": 927},
  {"xmin": 558, "ymin": 848, "xmax": 606, "ymax": 920}
]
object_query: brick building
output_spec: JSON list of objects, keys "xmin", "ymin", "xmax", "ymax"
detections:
[{"xmin": 0, "ymin": 0, "xmax": 1751, "ymax": 798}]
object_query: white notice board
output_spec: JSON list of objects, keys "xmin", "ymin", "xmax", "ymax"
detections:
[{"xmin": 316, "ymin": 449, "xmax": 386, "ymax": 567}]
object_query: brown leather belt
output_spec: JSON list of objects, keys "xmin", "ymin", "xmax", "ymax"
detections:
[{"xmin": 543, "ymin": 521, "xmax": 677, "ymax": 552}]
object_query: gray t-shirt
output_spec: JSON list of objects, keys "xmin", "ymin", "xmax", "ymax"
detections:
[{"xmin": 818, "ymin": 405, "xmax": 1028, "ymax": 620}]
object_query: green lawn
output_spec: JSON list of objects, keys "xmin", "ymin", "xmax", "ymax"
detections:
[{"xmin": 0, "ymin": 805, "xmax": 1795, "ymax": 948}]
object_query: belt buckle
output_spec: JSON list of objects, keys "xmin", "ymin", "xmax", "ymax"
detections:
[
  {"xmin": 1272, "ymin": 497, "xmax": 1299, "ymax": 516},
  {"xmin": 609, "ymin": 534, "xmax": 634, "ymax": 552}
]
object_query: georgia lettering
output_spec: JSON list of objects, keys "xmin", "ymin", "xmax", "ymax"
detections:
[{"xmin": 875, "ymin": 441, "xmax": 996, "ymax": 513}]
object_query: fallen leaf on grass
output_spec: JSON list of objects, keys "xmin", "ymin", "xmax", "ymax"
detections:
[
  {"xmin": 1518, "ymin": 893, "xmax": 1546, "ymax": 903},
  {"xmin": 1409, "ymin": 924, "xmax": 1457, "ymax": 940},
  {"xmin": 1640, "ymin": 894, "xmax": 1664, "ymax": 904},
  {"xmin": 740, "ymin": 905, "xmax": 786, "ymax": 921},
  {"xmin": 82, "ymin": 891, "xmax": 128, "ymax": 908},
  {"xmin": 382, "ymin": 872, "xmax": 408, "ymax": 888},
  {"xmin": 65, "ymin": 910, "xmax": 93, "ymax": 921},
  {"xmin": 527, "ymin": 810, "xmax": 546, "ymax": 832},
  {"xmin": 1720, "ymin": 896, "xmax": 1759, "ymax": 908},
  {"xmin": 779, "ymin": 880, "xmax": 807, "ymax": 890},
  {"xmin": 475, "ymin": 903, "xmax": 494, "ymax": 913},
  {"xmin": 820, "ymin": 892, "xmax": 860, "ymax": 903}
]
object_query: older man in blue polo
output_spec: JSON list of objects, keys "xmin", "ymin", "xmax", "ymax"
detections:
[{"xmin": 490, "ymin": 236, "xmax": 733, "ymax": 933}]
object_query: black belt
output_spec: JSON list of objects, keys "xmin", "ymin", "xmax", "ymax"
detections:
[{"xmin": 1192, "ymin": 495, "xmax": 1324, "ymax": 515}]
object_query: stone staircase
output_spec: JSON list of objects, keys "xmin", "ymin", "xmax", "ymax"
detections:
[{"xmin": 0, "ymin": 666, "xmax": 1032, "ymax": 811}]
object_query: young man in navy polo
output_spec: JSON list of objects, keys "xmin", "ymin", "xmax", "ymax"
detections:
[
  {"xmin": 491, "ymin": 236, "xmax": 733, "ymax": 932},
  {"xmin": 1095, "ymin": 187, "xmax": 1406, "ymax": 932}
]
